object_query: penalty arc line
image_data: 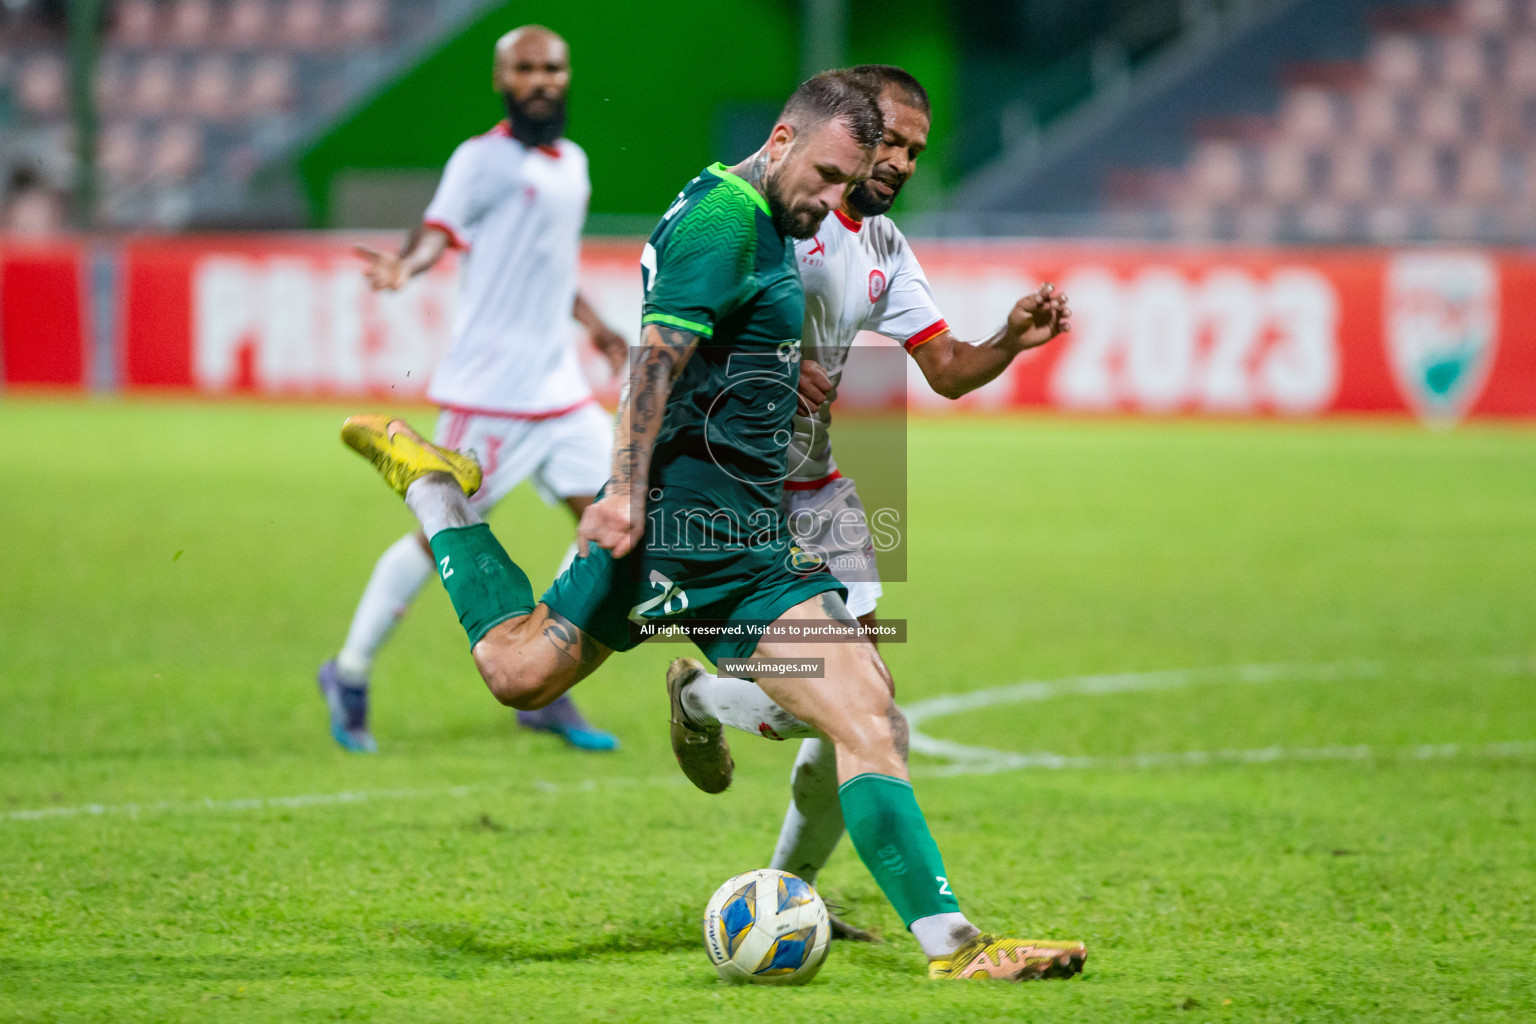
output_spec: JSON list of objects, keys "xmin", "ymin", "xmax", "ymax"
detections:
[{"xmin": 904, "ymin": 656, "xmax": 1536, "ymax": 778}]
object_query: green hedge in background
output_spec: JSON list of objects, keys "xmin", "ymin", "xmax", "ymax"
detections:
[{"xmin": 298, "ymin": 0, "xmax": 955, "ymax": 226}]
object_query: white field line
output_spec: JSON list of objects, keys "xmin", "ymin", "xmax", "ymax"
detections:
[
  {"xmin": 4, "ymin": 658, "xmax": 1531, "ymax": 823},
  {"xmin": 905, "ymin": 656, "xmax": 1536, "ymax": 776},
  {"xmin": 1, "ymin": 775, "xmax": 683, "ymax": 825},
  {"xmin": 913, "ymin": 739, "xmax": 1536, "ymax": 777}
]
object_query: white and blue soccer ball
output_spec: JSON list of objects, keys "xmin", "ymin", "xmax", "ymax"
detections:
[{"xmin": 702, "ymin": 868, "xmax": 831, "ymax": 985}]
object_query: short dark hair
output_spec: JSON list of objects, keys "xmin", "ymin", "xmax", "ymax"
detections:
[
  {"xmin": 846, "ymin": 64, "xmax": 930, "ymax": 114},
  {"xmin": 779, "ymin": 70, "xmax": 883, "ymax": 149}
]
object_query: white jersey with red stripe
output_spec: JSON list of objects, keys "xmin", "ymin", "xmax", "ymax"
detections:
[
  {"xmin": 789, "ymin": 209, "xmax": 946, "ymax": 485},
  {"xmin": 421, "ymin": 122, "xmax": 594, "ymax": 417}
]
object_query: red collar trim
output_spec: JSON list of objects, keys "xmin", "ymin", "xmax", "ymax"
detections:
[
  {"xmin": 833, "ymin": 208, "xmax": 862, "ymax": 232},
  {"xmin": 489, "ymin": 119, "xmax": 562, "ymax": 158}
]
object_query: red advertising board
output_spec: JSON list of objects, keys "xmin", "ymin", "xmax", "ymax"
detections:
[
  {"xmin": 7, "ymin": 234, "xmax": 1533, "ymax": 423},
  {"xmin": 0, "ymin": 239, "xmax": 87, "ymax": 387}
]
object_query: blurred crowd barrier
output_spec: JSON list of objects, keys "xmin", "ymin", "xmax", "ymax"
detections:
[{"xmin": 1, "ymin": 235, "xmax": 1530, "ymax": 426}]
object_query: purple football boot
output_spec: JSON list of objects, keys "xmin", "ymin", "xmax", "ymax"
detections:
[
  {"xmin": 317, "ymin": 659, "xmax": 378, "ymax": 753},
  {"xmin": 516, "ymin": 694, "xmax": 618, "ymax": 751}
]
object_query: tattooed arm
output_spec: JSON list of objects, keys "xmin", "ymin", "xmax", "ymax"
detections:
[{"xmin": 575, "ymin": 322, "xmax": 701, "ymax": 558}]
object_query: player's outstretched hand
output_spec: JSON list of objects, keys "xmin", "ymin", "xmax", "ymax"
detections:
[
  {"xmin": 1007, "ymin": 282, "xmax": 1072, "ymax": 350},
  {"xmin": 591, "ymin": 325, "xmax": 630, "ymax": 376},
  {"xmin": 798, "ymin": 360, "xmax": 833, "ymax": 413},
  {"xmin": 577, "ymin": 490, "xmax": 644, "ymax": 559},
  {"xmin": 354, "ymin": 245, "xmax": 408, "ymax": 292}
]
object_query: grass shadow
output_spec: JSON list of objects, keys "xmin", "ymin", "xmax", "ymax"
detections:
[{"xmin": 400, "ymin": 917, "xmax": 700, "ymax": 964}]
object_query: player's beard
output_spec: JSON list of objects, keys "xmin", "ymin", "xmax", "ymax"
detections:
[
  {"xmin": 845, "ymin": 173, "xmax": 904, "ymax": 217},
  {"xmin": 762, "ymin": 168, "xmax": 826, "ymax": 240},
  {"xmin": 504, "ymin": 91, "xmax": 567, "ymax": 148}
]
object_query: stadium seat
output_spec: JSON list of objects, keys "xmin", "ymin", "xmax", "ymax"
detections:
[
  {"xmin": 1459, "ymin": 0, "xmax": 1514, "ymax": 33},
  {"xmin": 93, "ymin": 53, "xmax": 130, "ymax": 116},
  {"xmin": 1390, "ymin": 143, "xmax": 1443, "ymax": 202},
  {"xmin": 1455, "ymin": 142, "xmax": 1512, "ymax": 201},
  {"xmin": 225, "ymin": 0, "xmax": 273, "ymax": 48},
  {"xmin": 1365, "ymin": 203, "xmax": 1412, "ymax": 241},
  {"xmin": 17, "ymin": 52, "xmax": 67, "ymax": 117},
  {"xmin": 1105, "ymin": 0, "xmax": 1536, "ymax": 240},
  {"xmin": 280, "ymin": 0, "xmax": 331, "ymax": 51},
  {"xmin": 1504, "ymin": 35, "xmax": 1536, "ymax": 89},
  {"xmin": 1298, "ymin": 201, "xmax": 1347, "ymax": 241},
  {"xmin": 168, "ymin": 0, "xmax": 216, "ymax": 49},
  {"xmin": 1260, "ymin": 143, "xmax": 1313, "ymax": 203},
  {"xmin": 1430, "ymin": 202, "xmax": 1483, "ymax": 239},
  {"xmin": 128, "ymin": 55, "xmax": 179, "ymax": 118},
  {"xmin": 187, "ymin": 55, "xmax": 237, "ymax": 120},
  {"xmin": 338, "ymin": 0, "xmax": 387, "ymax": 45},
  {"xmin": 1234, "ymin": 203, "xmax": 1279, "ymax": 243},
  {"xmin": 98, "ymin": 120, "xmax": 141, "ymax": 184},
  {"xmin": 244, "ymin": 55, "xmax": 296, "ymax": 114},
  {"xmin": 1370, "ymin": 35, "xmax": 1428, "ymax": 88},
  {"xmin": 1329, "ymin": 144, "xmax": 1380, "ymax": 203},
  {"xmin": 1187, "ymin": 140, "xmax": 1248, "ymax": 203},
  {"xmin": 148, "ymin": 122, "xmax": 203, "ymax": 182},
  {"xmin": 1415, "ymin": 88, "xmax": 1473, "ymax": 142},
  {"xmin": 1439, "ymin": 34, "xmax": 1491, "ymax": 87},
  {"xmin": 1278, "ymin": 86, "xmax": 1340, "ymax": 144},
  {"xmin": 111, "ymin": 0, "xmax": 159, "ymax": 47},
  {"xmin": 1351, "ymin": 87, "xmax": 1405, "ymax": 143}
]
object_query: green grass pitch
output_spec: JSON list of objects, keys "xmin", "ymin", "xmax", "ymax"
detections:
[{"xmin": 2, "ymin": 399, "xmax": 1533, "ymax": 1022}]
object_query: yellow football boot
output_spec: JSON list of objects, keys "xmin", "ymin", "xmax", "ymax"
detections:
[
  {"xmin": 927, "ymin": 935, "xmax": 1087, "ymax": 981},
  {"xmin": 340, "ymin": 415, "xmax": 482, "ymax": 498},
  {"xmin": 666, "ymin": 657, "xmax": 734, "ymax": 794}
]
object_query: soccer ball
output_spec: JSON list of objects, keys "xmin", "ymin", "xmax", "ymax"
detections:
[{"xmin": 702, "ymin": 868, "xmax": 831, "ymax": 985}]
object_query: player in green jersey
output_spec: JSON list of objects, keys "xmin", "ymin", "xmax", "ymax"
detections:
[{"xmin": 339, "ymin": 69, "xmax": 1085, "ymax": 981}]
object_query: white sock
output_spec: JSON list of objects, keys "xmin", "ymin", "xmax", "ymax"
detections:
[
  {"xmin": 768, "ymin": 738, "xmax": 844, "ymax": 884},
  {"xmin": 335, "ymin": 533, "xmax": 435, "ymax": 683},
  {"xmin": 681, "ymin": 671, "xmax": 817, "ymax": 740},
  {"xmin": 404, "ymin": 474, "xmax": 481, "ymax": 540},
  {"xmin": 909, "ymin": 912, "xmax": 981, "ymax": 957}
]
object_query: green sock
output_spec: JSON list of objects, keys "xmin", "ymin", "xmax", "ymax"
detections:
[
  {"xmin": 427, "ymin": 524, "xmax": 535, "ymax": 647},
  {"xmin": 838, "ymin": 773, "xmax": 962, "ymax": 927}
]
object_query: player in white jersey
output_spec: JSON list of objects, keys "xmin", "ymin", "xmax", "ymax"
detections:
[
  {"xmin": 318, "ymin": 26, "xmax": 627, "ymax": 754},
  {"xmin": 664, "ymin": 65, "xmax": 1071, "ymax": 939}
]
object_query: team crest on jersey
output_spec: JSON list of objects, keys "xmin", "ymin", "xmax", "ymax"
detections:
[
  {"xmin": 1384, "ymin": 252, "xmax": 1499, "ymax": 426},
  {"xmin": 868, "ymin": 269, "xmax": 886, "ymax": 303},
  {"xmin": 786, "ymin": 544, "xmax": 825, "ymax": 575}
]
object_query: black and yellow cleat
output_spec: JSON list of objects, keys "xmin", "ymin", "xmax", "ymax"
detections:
[
  {"xmin": 667, "ymin": 657, "xmax": 734, "ymax": 794},
  {"xmin": 927, "ymin": 935, "xmax": 1087, "ymax": 981},
  {"xmin": 340, "ymin": 415, "xmax": 481, "ymax": 499}
]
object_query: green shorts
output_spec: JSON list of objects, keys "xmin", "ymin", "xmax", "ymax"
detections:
[{"xmin": 540, "ymin": 534, "xmax": 847, "ymax": 665}]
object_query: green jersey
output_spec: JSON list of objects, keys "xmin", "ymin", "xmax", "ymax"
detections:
[
  {"xmin": 540, "ymin": 163, "xmax": 844, "ymax": 664},
  {"xmin": 640, "ymin": 162, "xmax": 806, "ymax": 537}
]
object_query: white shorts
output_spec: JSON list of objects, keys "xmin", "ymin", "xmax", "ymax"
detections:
[
  {"xmin": 783, "ymin": 474, "xmax": 882, "ymax": 618},
  {"xmin": 434, "ymin": 401, "xmax": 613, "ymax": 514}
]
